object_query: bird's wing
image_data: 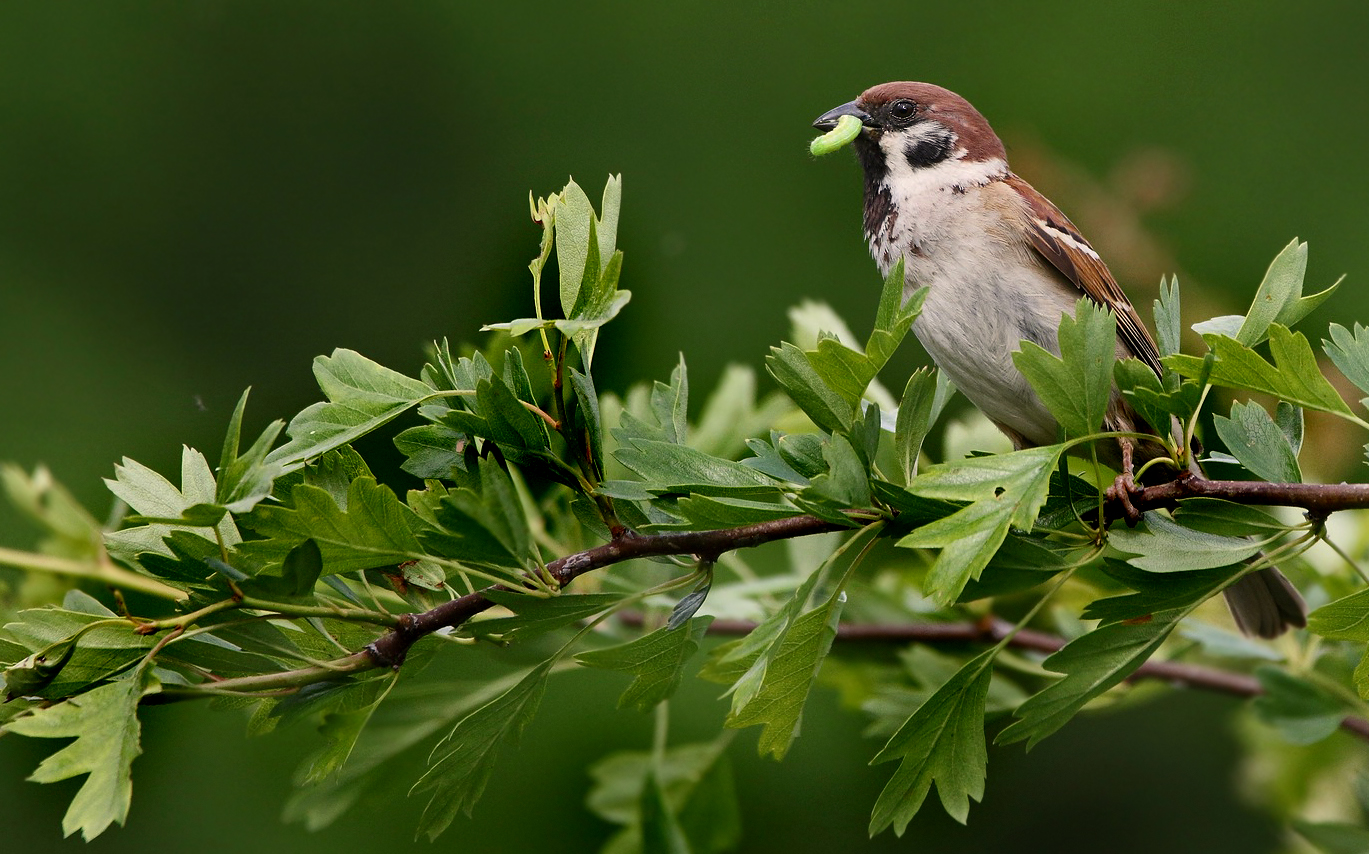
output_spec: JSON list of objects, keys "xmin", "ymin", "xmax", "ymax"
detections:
[{"xmin": 1004, "ymin": 174, "xmax": 1163, "ymax": 375}]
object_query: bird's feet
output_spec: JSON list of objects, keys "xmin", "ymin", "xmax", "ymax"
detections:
[{"xmin": 1106, "ymin": 438, "xmax": 1144, "ymax": 526}]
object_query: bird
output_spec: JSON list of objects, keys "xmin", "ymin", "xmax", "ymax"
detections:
[{"xmin": 812, "ymin": 81, "xmax": 1306, "ymax": 637}]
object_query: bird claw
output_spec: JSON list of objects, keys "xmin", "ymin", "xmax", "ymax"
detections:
[{"xmin": 1106, "ymin": 471, "xmax": 1144, "ymax": 526}]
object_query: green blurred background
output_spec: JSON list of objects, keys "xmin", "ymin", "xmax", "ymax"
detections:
[{"xmin": 2, "ymin": 2, "xmax": 1366, "ymax": 850}]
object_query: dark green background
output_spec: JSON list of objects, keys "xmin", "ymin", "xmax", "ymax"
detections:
[{"xmin": 2, "ymin": 3, "xmax": 1365, "ymax": 850}]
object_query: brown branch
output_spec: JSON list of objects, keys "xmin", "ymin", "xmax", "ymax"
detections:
[
  {"xmin": 363, "ymin": 514, "xmax": 848, "ymax": 668},
  {"xmin": 673, "ymin": 615, "xmax": 1369, "ymax": 741},
  {"xmin": 1123, "ymin": 470, "xmax": 1369, "ymax": 518}
]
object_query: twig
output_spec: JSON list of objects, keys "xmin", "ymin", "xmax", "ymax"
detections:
[{"xmin": 660, "ymin": 614, "xmax": 1369, "ymax": 742}]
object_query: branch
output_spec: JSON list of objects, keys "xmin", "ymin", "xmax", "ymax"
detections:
[
  {"xmin": 678, "ymin": 615, "xmax": 1369, "ymax": 742},
  {"xmin": 1124, "ymin": 470, "xmax": 1369, "ymax": 518},
  {"xmin": 364, "ymin": 514, "xmax": 847, "ymax": 667}
]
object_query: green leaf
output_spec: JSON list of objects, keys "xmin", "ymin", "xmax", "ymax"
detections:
[
  {"xmin": 570, "ymin": 367, "xmax": 605, "ymax": 478},
  {"xmin": 241, "ymin": 538, "xmax": 323, "ymax": 600},
  {"xmin": 866, "ymin": 263, "xmax": 921, "ymax": 370},
  {"xmin": 800, "ymin": 432, "xmax": 871, "ymax": 512},
  {"xmin": 1276, "ymin": 401, "xmax": 1305, "ymax": 455},
  {"xmin": 1114, "ymin": 358, "xmax": 1180, "ymax": 437},
  {"xmin": 805, "ymin": 337, "xmax": 877, "ymax": 409},
  {"xmin": 1307, "ymin": 589, "xmax": 1369, "ymax": 642},
  {"xmin": 240, "ymin": 477, "xmax": 427, "ymax": 576},
  {"xmin": 1, "ymin": 464, "xmax": 106, "ymax": 561},
  {"xmin": 1153, "ymin": 275, "xmax": 1182, "ymax": 358},
  {"xmin": 394, "ymin": 422, "xmax": 466, "ymax": 479},
  {"xmin": 1212, "ymin": 400, "xmax": 1302, "ymax": 483},
  {"xmin": 706, "ymin": 525, "xmax": 880, "ymax": 759},
  {"xmin": 997, "ymin": 608, "xmax": 1188, "ymax": 748},
  {"xmin": 586, "ymin": 739, "xmax": 740, "ymax": 853},
  {"xmin": 556, "ymin": 178, "xmax": 596, "ymax": 317},
  {"xmin": 899, "ymin": 446, "xmax": 1061, "ymax": 605},
  {"xmin": 3, "ymin": 665, "xmax": 159, "ymax": 840},
  {"xmin": 1292, "ymin": 819, "xmax": 1369, "ymax": 854},
  {"xmin": 766, "ymin": 342, "xmax": 852, "ymax": 433},
  {"xmin": 868, "ymin": 649, "xmax": 993, "ymax": 835},
  {"xmin": 640, "ymin": 766, "xmax": 693, "ymax": 854},
  {"xmin": 411, "ymin": 659, "xmax": 553, "ymax": 839},
  {"xmin": 216, "ymin": 388, "xmax": 285, "ymax": 513},
  {"xmin": 104, "ymin": 447, "xmax": 242, "ymax": 562},
  {"xmin": 1324, "ymin": 322, "xmax": 1369, "ymax": 405},
  {"xmin": 893, "ymin": 368, "xmax": 943, "ymax": 482},
  {"xmin": 1236, "ymin": 239, "xmax": 1340, "ymax": 346},
  {"xmin": 298, "ymin": 672, "xmax": 399, "ymax": 784},
  {"xmin": 266, "ymin": 349, "xmax": 436, "ymax": 471},
  {"xmin": 1108, "ymin": 512, "xmax": 1262, "ymax": 572},
  {"xmin": 465, "ymin": 591, "xmax": 623, "ymax": 642},
  {"xmin": 1011, "ymin": 298, "xmax": 1117, "ymax": 439},
  {"xmin": 416, "ymin": 463, "xmax": 536, "ymax": 572},
  {"xmin": 614, "ymin": 439, "xmax": 781, "ymax": 496},
  {"xmin": 1082, "ymin": 560, "xmax": 1246, "ymax": 624},
  {"xmin": 578, "ymin": 619, "xmax": 712, "ymax": 711},
  {"xmin": 1165, "ymin": 326, "xmax": 1351, "ymax": 416},
  {"xmin": 1236, "ymin": 238, "xmax": 1308, "ymax": 346},
  {"xmin": 1251, "ymin": 666, "xmax": 1346, "ymax": 745}
]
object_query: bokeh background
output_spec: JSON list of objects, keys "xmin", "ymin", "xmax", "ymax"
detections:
[{"xmin": 2, "ymin": 2, "xmax": 1367, "ymax": 850}]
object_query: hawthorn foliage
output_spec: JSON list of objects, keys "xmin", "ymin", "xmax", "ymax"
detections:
[{"xmin": 3, "ymin": 176, "xmax": 1369, "ymax": 849}]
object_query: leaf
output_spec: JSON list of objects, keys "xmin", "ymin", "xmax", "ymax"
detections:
[
  {"xmin": 1251, "ymin": 666, "xmax": 1346, "ymax": 745},
  {"xmin": 1307, "ymin": 588, "xmax": 1369, "ymax": 642},
  {"xmin": 241, "ymin": 538, "xmax": 323, "ymax": 600},
  {"xmin": 640, "ymin": 765, "xmax": 693, "ymax": 854},
  {"xmin": 1235, "ymin": 238, "xmax": 1339, "ymax": 346},
  {"xmin": 216, "ymin": 388, "xmax": 285, "ymax": 513},
  {"xmin": 1211, "ymin": 400, "xmax": 1302, "ymax": 483},
  {"xmin": 894, "ymin": 368, "xmax": 939, "ymax": 482},
  {"xmin": 240, "ymin": 477, "xmax": 427, "ymax": 575},
  {"xmin": 1108, "ymin": 512, "xmax": 1262, "ymax": 572},
  {"xmin": 1236, "ymin": 238, "xmax": 1308, "ymax": 346},
  {"xmin": 0, "ymin": 464, "xmax": 105, "ymax": 560},
  {"xmin": 899, "ymin": 446, "xmax": 1061, "ymax": 604},
  {"xmin": 1276, "ymin": 401, "xmax": 1305, "ymax": 455},
  {"xmin": 766, "ymin": 341, "xmax": 852, "ymax": 433},
  {"xmin": 570, "ymin": 368, "xmax": 605, "ymax": 478},
  {"xmin": 104, "ymin": 447, "xmax": 242, "ymax": 562},
  {"xmin": 265, "ymin": 349, "xmax": 436, "ymax": 471},
  {"xmin": 1292, "ymin": 819, "xmax": 1369, "ymax": 854},
  {"xmin": 1011, "ymin": 298, "xmax": 1117, "ymax": 439},
  {"xmin": 868, "ymin": 649, "xmax": 993, "ymax": 835},
  {"xmin": 298, "ymin": 673, "xmax": 399, "ymax": 784},
  {"xmin": 865, "ymin": 263, "xmax": 921, "ymax": 370},
  {"xmin": 614, "ymin": 439, "xmax": 782, "ymax": 496},
  {"xmin": 3, "ymin": 665, "xmax": 159, "ymax": 840},
  {"xmin": 465, "ymin": 592, "xmax": 623, "ymax": 641},
  {"xmin": 997, "ymin": 608, "xmax": 1187, "ymax": 748},
  {"xmin": 1082, "ymin": 560, "xmax": 1246, "ymax": 624},
  {"xmin": 586, "ymin": 739, "xmax": 740, "ymax": 853},
  {"xmin": 394, "ymin": 422, "xmax": 466, "ymax": 479},
  {"xmin": 1165, "ymin": 326, "xmax": 1351, "ymax": 416},
  {"xmin": 411, "ymin": 659, "xmax": 553, "ymax": 839},
  {"xmin": 1153, "ymin": 275, "xmax": 1182, "ymax": 358},
  {"xmin": 705, "ymin": 525, "xmax": 881, "ymax": 759},
  {"xmin": 1324, "ymin": 322, "xmax": 1369, "ymax": 405},
  {"xmin": 576, "ymin": 618, "xmax": 712, "ymax": 712}
]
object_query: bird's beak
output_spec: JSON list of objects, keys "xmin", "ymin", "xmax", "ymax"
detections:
[{"xmin": 812, "ymin": 100, "xmax": 874, "ymax": 131}]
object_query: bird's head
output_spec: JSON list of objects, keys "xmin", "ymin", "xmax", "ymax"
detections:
[{"xmin": 813, "ymin": 82, "xmax": 1007, "ymax": 179}]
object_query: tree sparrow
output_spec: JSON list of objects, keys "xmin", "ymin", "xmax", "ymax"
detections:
[{"xmin": 813, "ymin": 81, "xmax": 1305, "ymax": 637}]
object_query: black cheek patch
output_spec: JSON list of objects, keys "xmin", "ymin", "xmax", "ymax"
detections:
[{"xmin": 903, "ymin": 132, "xmax": 953, "ymax": 168}]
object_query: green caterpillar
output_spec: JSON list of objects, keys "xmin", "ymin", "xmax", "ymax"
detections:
[{"xmin": 809, "ymin": 114, "xmax": 862, "ymax": 156}]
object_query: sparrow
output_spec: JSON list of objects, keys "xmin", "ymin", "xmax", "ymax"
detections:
[{"xmin": 813, "ymin": 81, "xmax": 1305, "ymax": 637}]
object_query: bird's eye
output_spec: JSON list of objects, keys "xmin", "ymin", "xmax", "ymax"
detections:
[{"xmin": 889, "ymin": 100, "xmax": 917, "ymax": 122}]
